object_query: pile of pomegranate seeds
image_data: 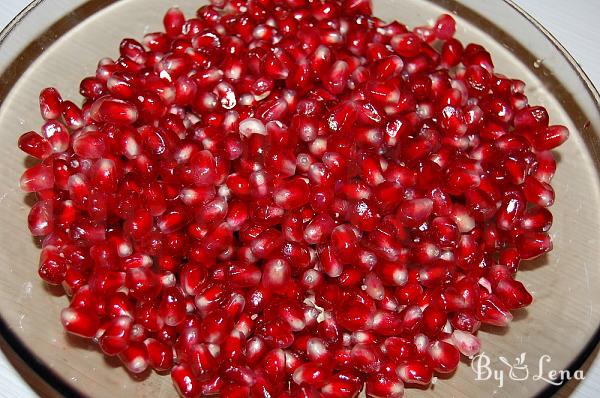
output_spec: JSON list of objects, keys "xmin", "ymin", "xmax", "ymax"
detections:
[{"xmin": 18, "ymin": 0, "xmax": 569, "ymax": 396}]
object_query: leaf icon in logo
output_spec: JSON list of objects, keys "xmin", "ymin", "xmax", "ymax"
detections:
[{"xmin": 499, "ymin": 353, "xmax": 529, "ymax": 381}]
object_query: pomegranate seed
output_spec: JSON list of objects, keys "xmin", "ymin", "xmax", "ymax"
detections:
[
  {"xmin": 534, "ymin": 151, "xmax": 557, "ymax": 183},
  {"xmin": 20, "ymin": 164, "xmax": 54, "ymax": 192},
  {"xmin": 61, "ymin": 307, "xmax": 99, "ymax": 338},
  {"xmin": 396, "ymin": 361, "xmax": 432, "ymax": 386},
  {"xmin": 451, "ymin": 329, "xmax": 481, "ymax": 358},
  {"xmin": 163, "ymin": 7, "xmax": 185, "ymax": 37},
  {"xmin": 433, "ymin": 14, "xmax": 456, "ymax": 40},
  {"xmin": 365, "ymin": 372, "xmax": 404, "ymax": 398},
  {"xmin": 350, "ymin": 343, "xmax": 382, "ymax": 373},
  {"xmin": 144, "ymin": 338, "xmax": 174, "ymax": 371},
  {"xmin": 521, "ymin": 206, "xmax": 553, "ymax": 231},
  {"xmin": 516, "ymin": 232, "xmax": 553, "ymax": 259},
  {"xmin": 534, "ymin": 125, "xmax": 569, "ymax": 150},
  {"xmin": 495, "ymin": 278, "xmax": 533, "ymax": 309},
  {"xmin": 523, "ymin": 176, "xmax": 555, "ymax": 207},
  {"xmin": 189, "ymin": 343, "xmax": 218, "ymax": 376},
  {"xmin": 41, "ymin": 120, "xmax": 70, "ymax": 153},
  {"xmin": 273, "ymin": 177, "xmax": 310, "ymax": 209},
  {"xmin": 422, "ymin": 305, "xmax": 447, "ymax": 338},
  {"xmin": 262, "ymin": 258, "xmax": 291, "ymax": 289},
  {"xmin": 18, "ymin": 131, "xmax": 53, "ymax": 159},
  {"xmin": 172, "ymin": 363, "xmax": 201, "ymax": 398},
  {"xmin": 28, "ymin": 200, "xmax": 53, "ymax": 236},
  {"xmin": 159, "ymin": 287, "xmax": 186, "ymax": 326},
  {"xmin": 292, "ymin": 362, "xmax": 329, "ymax": 387},
  {"xmin": 397, "ymin": 198, "xmax": 433, "ymax": 227},
  {"xmin": 92, "ymin": 98, "xmax": 138, "ymax": 125},
  {"xmin": 39, "ymin": 87, "xmax": 63, "ymax": 120},
  {"xmin": 478, "ymin": 295, "xmax": 513, "ymax": 326},
  {"xmin": 426, "ymin": 340, "xmax": 460, "ymax": 373},
  {"xmin": 304, "ymin": 214, "xmax": 336, "ymax": 245},
  {"xmin": 391, "ymin": 33, "xmax": 421, "ymax": 57},
  {"xmin": 98, "ymin": 315, "xmax": 133, "ymax": 355},
  {"xmin": 72, "ymin": 129, "xmax": 106, "ymax": 158}
]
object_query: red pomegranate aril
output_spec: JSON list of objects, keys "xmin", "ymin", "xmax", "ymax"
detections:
[
  {"xmin": 258, "ymin": 350, "xmax": 285, "ymax": 386},
  {"xmin": 534, "ymin": 151, "xmax": 557, "ymax": 183},
  {"xmin": 79, "ymin": 77, "xmax": 105, "ymax": 100},
  {"xmin": 521, "ymin": 206, "xmax": 553, "ymax": 231},
  {"xmin": 73, "ymin": 129, "xmax": 106, "ymax": 158},
  {"xmin": 516, "ymin": 231, "xmax": 553, "ymax": 259},
  {"xmin": 226, "ymin": 262, "xmax": 262, "ymax": 287},
  {"xmin": 18, "ymin": 131, "xmax": 53, "ymax": 159},
  {"xmin": 198, "ymin": 374, "xmax": 224, "ymax": 396},
  {"xmin": 421, "ymin": 305, "xmax": 447, "ymax": 338},
  {"xmin": 144, "ymin": 337, "xmax": 174, "ymax": 372},
  {"xmin": 449, "ymin": 329, "xmax": 481, "ymax": 358},
  {"xmin": 383, "ymin": 336, "xmax": 415, "ymax": 362},
  {"xmin": 514, "ymin": 105, "xmax": 549, "ymax": 130},
  {"xmin": 365, "ymin": 372, "xmax": 404, "ymax": 398},
  {"xmin": 200, "ymin": 309, "xmax": 234, "ymax": 344},
  {"xmin": 316, "ymin": 246, "xmax": 342, "ymax": 279},
  {"xmin": 450, "ymin": 311, "xmax": 480, "ymax": 334},
  {"xmin": 261, "ymin": 258, "xmax": 291, "ymax": 289},
  {"xmin": 20, "ymin": 164, "xmax": 54, "ymax": 192},
  {"xmin": 478, "ymin": 294, "xmax": 513, "ymax": 327},
  {"xmin": 39, "ymin": 87, "xmax": 63, "ymax": 120},
  {"xmin": 159, "ymin": 287, "xmax": 186, "ymax": 327},
  {"xmin": 390, "ymin": 33, "xmax": 421, "ymax": 58},
  {"xmin": 273, "ymin": 177, "xmax": 311, "ymax": 210},
  {"xmin": 105, "ymin": 292, "xmax": 133, "ymax": 318},
  {"xmin": 292, "ymin": 362, "xmax": 329, "ymax": 387},
  {"xmin": 172, "ymin": 363, "xmax": 201, "ymax": 398},
  {"xmin": 534, "ymin": 125, "xmax": 569, "ymax": 150},
  {"xmin": 41, "ymin": 120, "xmax": 70, "ymax": 153},
  {"xmin": 90, "ymin": 158, "xmax": 118, "ymax": 193},
  {"xmin": 28, "ymin": 199, "xmax": 53, "ymax": 236},
  {"xmin": 245, "ymin": 336, "xmax": 268, "ymax": 367},
  {"xmin": 126, "ymin": 266, "xmax": 161, "ymax": 301},
  {"xmin": 38, "ymin": 244, "xmax": 67, "ymax": 284},
  {"xmin": 251, "ymin": 228, "xmax": 284, "ymax": 259},
  {"xmin": 61, "ymin": 307, "xmax": 99, "ymax": 338},
  {"xmin": 222, "ymin": 330, "xmax": 246, "ymax": 365},
  {"xmin": 426, "ymin": 340, "xmax": 460, "ymax": 373},
  {"xmin": 67, "ymin": 173, "xmax": 91, "ymax": 209},
  {"xmin": 495, "ymin": 278, "xmax": 533, "ymax": 309},
  {"xmin": 396, "ymin": 361, "xmax": 432, "ymax": 386},
  {"xmin": 189, "ymin": 343, "xmax": 218, "ymax": 377},
  {"xmin": 441, "ymin": 38, "xmax": 463, "ymax": 67},
  {"xmin": 349, "ymin": 343, "xmax": 382, "ymax": 374},
  {"xmin": 321, "ymin": 379, "xmax": 360, "ymax": 398},
  {"xmin": 157, "ymin": 206, "xmax": 189, "ymax": 234},
  {"xmin": 163, "ymin": 6, "xmax": 186, "ymax": 37},
  {"xmin": 61, "ymin": 100, "xmax": 83, "ymax": 130},
  {"xmin": 124, "ymin": 209, "xmax": 153, "ymax": 240},
  {"xmin": 303, "ymin": 213, "xmax": 335, "ymax": 245},
  {"xmin": 523, "ymin": 176, "xmax": 555, "ymax": 207},
  {"xmin": 91, "ymin": 98, "xmax": 138, "ymax": 125},
  {"xmin": 397, "ymin": 198, "xmax": 433, "ymax": 227},
  {"xmin": 99, "ymin": 315, "xmax": 133, "ymax": 356}
]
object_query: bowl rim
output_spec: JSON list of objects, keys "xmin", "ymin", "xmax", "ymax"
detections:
[{"xmin": 1, "ymin": 0, "xmax": 599, "ymax": 397}]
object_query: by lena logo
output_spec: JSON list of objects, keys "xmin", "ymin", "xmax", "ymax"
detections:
[{"xmin": 471, "ymin": 352, "xmax": 585, "ymax": 388}]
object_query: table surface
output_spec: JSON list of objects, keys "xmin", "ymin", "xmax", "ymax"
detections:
[{"xmin": 1, "ymin": 0, "xmax": 599, "ymax": 397}]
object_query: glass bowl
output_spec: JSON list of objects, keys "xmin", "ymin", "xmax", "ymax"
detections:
[{"xmin": 1, "ymin": 0, "xmax": 599, "ymax": 397}]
